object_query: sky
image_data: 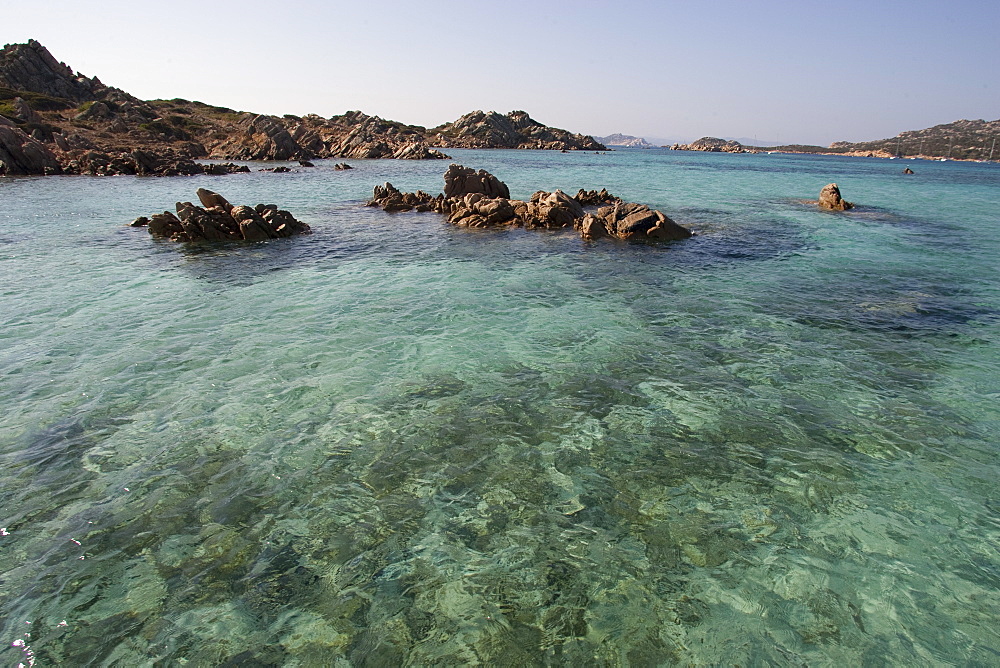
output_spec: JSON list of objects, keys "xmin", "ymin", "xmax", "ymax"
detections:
[{"xmin": 4, "ymin": 0, "xmax": 998, "ymax": 145}]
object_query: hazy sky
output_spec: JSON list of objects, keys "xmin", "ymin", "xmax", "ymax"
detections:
[{"xmin": 4, "ymin": 0, "xmax": 997, "ymax": 145}]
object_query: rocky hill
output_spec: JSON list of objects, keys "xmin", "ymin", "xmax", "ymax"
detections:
[
  {"xmin": 431, "ymin": 110, "xmax": 605, "ymax": 151},
  {"xmin": 595, "ymin": 133, "xmax": 653, "ymax": 148},
  {"xmin": 1, "ymin": 41, "xmax": 604, "ymax": 176},
  {"xmin": 829, "ymin": 118, "xmax": 1000, "ymax": 160}
]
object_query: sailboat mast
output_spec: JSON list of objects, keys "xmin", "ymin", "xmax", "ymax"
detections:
[{"xmin": 991, "ymin": 137, "xmax": 996, "ymax": 162}]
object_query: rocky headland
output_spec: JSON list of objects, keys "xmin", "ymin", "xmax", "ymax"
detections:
[
  {"xmin": 132, "ymin": 188, "xmax": 311, "ymax": 242},
  {"xmin": 1, "ymin": 41, "xmax": 606, "ymax": 176},
  {"xmin": 431, "ymin": 110, "xmax": 606, "ymax": 151},
  {"xmin": 368, "ymin": 164, "xmax": 692, "ymax": 242}
]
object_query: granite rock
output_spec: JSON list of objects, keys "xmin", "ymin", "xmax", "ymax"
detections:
[{"xmin": 817, "ymin": 183, "xmax": 854, "ymax": 211}]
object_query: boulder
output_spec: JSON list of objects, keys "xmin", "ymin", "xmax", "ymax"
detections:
[
  {"xmin": 903, "ymin": 167, "xmax": 914, "ymax": 174},
  {"xmin": 447, "ymin": 194, "xmax": 519, "ymax": 228},
  {"xmin": 584, "ymin": 202, "xmax": 692, "ymax": 241},
  {"xmin": 523, "ymin": 190, "xmax": 584, "ymax": 228},
  {"xmin": 443, "ymin": 164, "xmax": 510, "ymax": 199},
  {"xmin": 334, "ymin": 162, "xmax": 353, "ymax": 170},
  {"xmin": 818, "ymin": 183, "xmax": 854, "ymax": 211},
  {"xmin": 231, "ymin": 205, "xmax": 276, "ymax": 241},
  {"xmin": 197, "ymin": 188, "xmax": 233, "ymax": 211}
]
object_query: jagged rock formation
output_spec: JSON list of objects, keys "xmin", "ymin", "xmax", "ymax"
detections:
[
  {"xmin": 367, "ymin": 164, "xmax": 692, "ymax": 243},
  {"xmin": 134, "ymin": 188, "xmax": 311, "ymax": 242},
  {"xmin": 443, "ymin": 164, "xmax": 510, "ymax": 198},
  {"xmin": 817, "ymin": 183, "xmax": 854, "ymax": 211},
  {"xmin": 0, "ymin": 114, "xmax": 61, "ymax": 175},
  {"xmin": 432, "ymin": 110, "xmax": 605, "ymax": 151},
  {"xmin": 574, "ymin": 188, "xmax": 621, "ymax": 206},
  {"xmin": 0, "ymin": 39, "xmax": 103, "ymax": 102},
  {"xmin": 670, "ymin": 137, "xmax": 749, "ymax": 153},
  {"xmin": 595, "ymin": 133, "xmax": 653, "ymax": 148}
]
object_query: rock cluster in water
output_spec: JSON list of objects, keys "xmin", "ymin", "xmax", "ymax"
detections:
[
  {"xmin": 817, "ymin": 183, "xmax": 854, "ymax": 211},
  {"xmin": 132, "ymin": 188, "xmax": 311, "ymax": 242},
  {"xmin": 368, "ymin": 164, "xmax": 693, "ymax": 242}
]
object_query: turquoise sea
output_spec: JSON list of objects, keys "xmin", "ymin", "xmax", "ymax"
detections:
[{"xmin": 1, "ymin": 149, "xmax": 999, "ymax": 666}]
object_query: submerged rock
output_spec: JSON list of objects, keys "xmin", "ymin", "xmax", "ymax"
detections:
[
  {"xmin": 139, "ymin": 189, "xmax": 310, "ymax": 242},
  {"xmin": 818, "ymin": 183, "xmax": 854, "ymax": 211}
]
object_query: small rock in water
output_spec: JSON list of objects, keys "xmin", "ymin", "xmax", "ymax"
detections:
[{"xmin": 818, "ymin": 183, "xmax": 854, "ymax": 211}]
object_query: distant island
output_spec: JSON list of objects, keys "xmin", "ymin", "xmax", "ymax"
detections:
[
  {"xmin": 594, "ymin": 133, "xmax": 654, "ymax": 148},
  {"xmin": 0, "ymin": 40, "xmax": 605, "ymax": 176},
  {"xmin": 670, "ymin": 120, "xmax": 999, "ymax": 160}
]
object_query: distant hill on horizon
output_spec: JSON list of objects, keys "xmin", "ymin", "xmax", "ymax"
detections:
[
  {"xmin": 594, "ymin": 133, "xmax": 653, "ymax": 148},
  {"xmin": 668, "ymin": 119, "xmax": 1000, "ymax": 160}
]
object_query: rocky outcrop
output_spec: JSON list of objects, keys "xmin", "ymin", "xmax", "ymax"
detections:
[
  {"xmin": 443, "ymin": 163, "xmax": 510, "ymax": 198},
  {"xmin": 209, "ymin": 114, "xmax": 313, "ymax": 161},
  {"xmin": 817, "ymin": 183, "xmax": 854, "ymax": 211},
  {"xmin": 671, "ymin": 137, "xmax": 748, "ymax": 153},
  {"xmin": 136, "ymin": 189, "xmax": 311, "ymax": 242},
  {"xmin": 577, "ymin": 202, "xmax": 692, "ymax": 241},
  {"xmin": 574, "ymin": 188, "xmax": 621, "ymax": 206},
  {"xmin": 0, "ymin": 39, "xmax": 102, "ymax": 102},
  {"xmin": 433, "ymin": 110, "xmax": 606, "ymax": 151},
  {"xmin": 368, "ymin": 165, "xmax": 692, "ymax": 243},
  {"xmin": 368, "ymin": 183, "xmax": 442, "ymax": 212},
  {"xmin": 0, "ymin": 115, "xmax": 61, "ymax": 175},
  {"xmin": 321, "ymin": 111, "xmax": 449, "ymax": 160}
]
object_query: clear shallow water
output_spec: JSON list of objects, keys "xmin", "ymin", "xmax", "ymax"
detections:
[{"xmin": 1, "ymin": 150, "xmax": 999, "ymax": 666}]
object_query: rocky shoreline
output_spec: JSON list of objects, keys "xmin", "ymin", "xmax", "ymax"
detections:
[{"xmin": 1, "ymin": 41, "xmax": 605, "ymax": 177}]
